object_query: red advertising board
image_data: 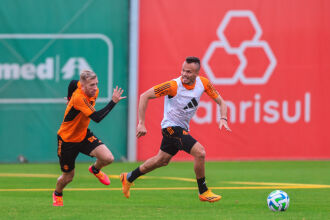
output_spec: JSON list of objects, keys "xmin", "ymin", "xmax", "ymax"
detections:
[{"xmin": 137, "ymin": 0, "xmax": 330, "ymax": 160}]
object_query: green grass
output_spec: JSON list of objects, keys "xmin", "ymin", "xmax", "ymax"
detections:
[{"xmin": 0, "ymin": 161, "xmax": 329, "ymax": 220}]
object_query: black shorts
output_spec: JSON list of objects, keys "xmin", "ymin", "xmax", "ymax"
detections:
[
  {"xmin": 57, "ymin": 129, "xmax": 103, "ymax": 172},
  {"xmin": 160, "ymin": 126, "xmax": 197, "ymax": 156}
]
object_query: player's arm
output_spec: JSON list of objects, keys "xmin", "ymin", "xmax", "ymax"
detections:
[
  {"xmin": 213, "ymin": 95, "xmax": 231, "ymax": 131},
  {"xmin": 136, "ymin": 81, "xmax": 177, "ymax": 138},
  {"xmin": 89, "ymin": 86, "xmax": 126, "ymax": 123},
  {"xmin": 89, "ymin": 101, "xmax": 116, "ymax": 123},
  {"xmin": 201, "ymin": 77, "xmax": 231, "ymax": 131},
  {"xmin": 136, "ymin": 88, "xmax": 157, "ymax": 138}
]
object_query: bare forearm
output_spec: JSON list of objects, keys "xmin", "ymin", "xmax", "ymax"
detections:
[
  {"xmin": 219, "ymin": 102, "xmax": 228, "ymax": 118},
  {"xmin": 136, "ymin": 88, "xmax": 157, "ymax": 138},
  {"xmin": 214, "ymin": 95, "xmax": 231, "ymax": 131},
  {"xmin": 138, "ymin": 88, "xmax": 157, "ymax": 124},
  {"xmin": 138, "ymin": 94, "xmax": 149, "ymax": 124},
  {"xmin": 215, "ymin": 96, "xmax": 228, "ymax": 118}
]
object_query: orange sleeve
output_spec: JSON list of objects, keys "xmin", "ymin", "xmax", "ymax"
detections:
[
  {"xmin": 153, "ymin": 80, "xmax": 178, "ymax": 97},
  {"xmin": 200, "ymin": 76, "xmax": 220, "ymax": 99},
  {"xmin": 72, "ymin": 94, "xmax": 96, "ymax": 116}
]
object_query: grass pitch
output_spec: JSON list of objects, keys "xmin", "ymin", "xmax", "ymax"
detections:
[{"xmin": 0, "ymin": 161, "xmax": 329, "ymax": 220}]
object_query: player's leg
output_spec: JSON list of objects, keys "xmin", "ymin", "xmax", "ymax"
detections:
[
  {"xmin": 190, "ymin": 142, "xmax": 221, "ymax": 202},
  {"xmin": 139, "ymin": 149, "xmax": 173, "ymax": 173},
  {"xmin": 126, "ymin": 149, "xmax": 173, "ymax": 181},
  {"xmin": 55, "ymin": 169, "xmax": 75, "ymax": 193},
  {"xmin": 120, "ymin": 150, "xmax": 173, "ymax": 198},
  {"xmin": 53, "ymin": 170, "xmax": 75, "ymax": 206},
  {"xmin": 180, "ymin": 131, "xmax": 208, "ymax": 195},
  {"xmin": 80, "ymin": 130, "xmax": 112, "ymax": 185},
  {"xmin": 120, "ymin": 127, "xmax": 179, "ymax": 198},
  {"xmin": 133, "ymin": 126, "xmax": 179, "ymax": 178},
  {"xmin": 53, "ymin": 136, "xmax": 79, "ymax": 206},
  {"xmin": 189, "ymin": 142, "xmax": 206, "ymax": 179},
  {"xmin": 90, "ymin": 144, "xmax": 114, "ymax": 170},
  {"xmin": 87, "ymin": 144, "xmax": 113, "ymax": 185}
]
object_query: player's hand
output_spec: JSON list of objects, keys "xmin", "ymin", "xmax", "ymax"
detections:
[
  {"xmin": 112, "ymin": 86, "xmax": 127, "ymax": 103},
  {"xmin": 136, "ymin": 123, "xmax": 147, "ymax": 138},
  {"xmin": 219, "ymin": 118, "xmax": 231, "ymax": 132}
]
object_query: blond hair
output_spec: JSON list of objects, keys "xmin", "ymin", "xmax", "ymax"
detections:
[{"xmin": 80, "ymin": 70, "xmax": 97, "ymax": 82}]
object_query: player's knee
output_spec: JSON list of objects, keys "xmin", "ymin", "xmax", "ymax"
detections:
[
  {"xmin": 103, "ymin": 155, "xmax": 114, "ymax": 165},
  {"xmin": 66, "ymin": 176, "xmax": 74, "ymax": 183},
  {"xmin": 196, "ymin": 148, "xmax": 206, "ymax": 159},
  {"xmin": 62, "ymin": 173, "xmax": 74, "ymax": 183},
  {"xmin": 161, "ymin": 160, "xmax": 169, "ymax": 167},
  {"xmin": 159, "ymin": 158, "xmax": 170, "ymax": 167}
]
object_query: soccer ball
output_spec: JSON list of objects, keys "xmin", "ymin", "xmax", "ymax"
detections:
[{"xmin": 267, "ymin": 190, "xmax": 290, "ymax": 211}]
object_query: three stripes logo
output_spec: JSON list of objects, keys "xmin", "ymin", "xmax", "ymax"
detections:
[
  {"xmin": 167, "ymin": 127, "xmax": 175, "ymax": 135},
  {"xmin": 83, "ymin": 98, "xmax": 96, "ymax": 112},
  {"xmin": 155, "ymin": 82, "xmax": 171, "ymax": 97},
  {"xmin": 183, "ymin": 98, "xmax": 198, "ymax": 110},
  {"xmin": 57, "ymin": 140, "xmax": 62, "ymax": 156}
]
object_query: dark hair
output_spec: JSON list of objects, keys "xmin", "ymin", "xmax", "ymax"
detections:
[
  {"xmin": 185, "ymin": 56, "xmax": 200, "ymax": 71},
  {"xmin": 67, "ymin": 80, "xmax": 79, "ymax": 101}
]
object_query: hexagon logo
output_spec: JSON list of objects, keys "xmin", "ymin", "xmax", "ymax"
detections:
[{"xmin": 202, "ymin": 10, "xmax": 277, "ymax": 85}]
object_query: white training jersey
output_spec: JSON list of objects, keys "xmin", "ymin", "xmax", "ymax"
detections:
[{"xmin": 153, "ymin": 76, "xmax": 219, "ymax": 130}]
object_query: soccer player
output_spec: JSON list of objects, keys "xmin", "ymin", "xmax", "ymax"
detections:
[
  {"xmin": 120, "ymin": 56, "xmax": 231, "ymax": 202},
  {"xmin": 53, "ymin": 70, "xmax": 126, "ymax": 206}
]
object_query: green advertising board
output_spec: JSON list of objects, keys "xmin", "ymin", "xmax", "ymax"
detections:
[{"xmin": 0, "ymin": 0, "xmax": 129, "ymax": 162}]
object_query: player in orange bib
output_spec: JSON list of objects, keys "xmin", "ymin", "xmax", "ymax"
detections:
[
  {"xmin": 120, "ymin": 56, "xmax": 231, "ymax": 202},
  {"xmin": 53, "ymin": 70, "xmax": 126, "ymax": 206}
]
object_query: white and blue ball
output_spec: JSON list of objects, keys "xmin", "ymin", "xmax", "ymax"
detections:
[{"xmin": 267, "ymin": 190, "xmax": 290, "ymax": 211}]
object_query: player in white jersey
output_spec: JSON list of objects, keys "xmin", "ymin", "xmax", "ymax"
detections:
[{"xmin": 120, "ymin": 57, "xmax": 231, "ymax": 202}]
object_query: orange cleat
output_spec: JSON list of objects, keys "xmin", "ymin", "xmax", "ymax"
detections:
[
  {"xmin": 89, "ymin": 166, "xmax": 110, "ymax": 185},
  {"xmin": 199, "ymin": 190, "xmax": 222, "ymax": 203},
  {"xmin": 52, "ymin": 192, "xmax": 63, "ymax": 206},
  {"xmin": 120, "ymin": 173, "xmax": 134, "ymax": 198}
]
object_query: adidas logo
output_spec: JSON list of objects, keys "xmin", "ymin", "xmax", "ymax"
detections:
[{"xmin": 183, "ymin": 98, "xmax": 198, "ymax": 110}]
